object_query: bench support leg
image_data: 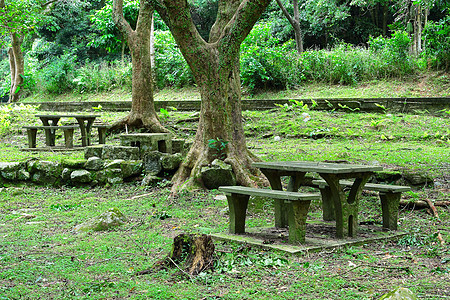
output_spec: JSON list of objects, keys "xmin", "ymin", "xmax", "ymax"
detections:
[
  {"xmin": 98, "ymin": 128, "xmax": 108, "ymax": 144},
  {"xmin": 226, "ymin": 193, "xmax": 249, "ymax": 234},
  {"xmin": 26, "ymin": 129, "xmax": 37, "ymax": 148},
  {"xmin": 288, "ymin": 200, "xmax": 311, "ymax": 243},
  {"xmin": 63, "ymin": 128, "xmax": 74, "ymax": 148},
  {"xmin": 380, "ymin": 192, "xmax": 400, "ymax": 230}
]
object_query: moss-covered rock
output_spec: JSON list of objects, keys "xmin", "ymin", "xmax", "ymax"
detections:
[
  {"xmin": 74, "ymin": 207, "xmax": 127, "ymax": 232},
  {"xmin": 61, "ymin": 159, "xmax": 87, "ymax": 169},
  {"xmin": 379, "ymin": 287, "xmax": 417, "ymax": 300}
]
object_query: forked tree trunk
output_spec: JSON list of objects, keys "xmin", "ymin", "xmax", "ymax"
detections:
[
  {"xmin": 276, "ymin": 0, "xmax": 304, "ymax": 54},
  {"xmin": 156, "ymin": 0, "xmax": 271, "ymax": 193},
  {"xmin": 8, "ymin": 34, "xmax": 25, "ymax": 103},
  {"xmin": 112, "ymin": 0, "xmax": 168, "ymax": 133},
  {"xmin": 171, "ymin": 52, "xmax": 262, "ymax": 190}
]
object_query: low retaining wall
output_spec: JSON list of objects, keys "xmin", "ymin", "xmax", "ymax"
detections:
[{"xmin": 21, "ymin": 97, "xmax": 450, "ymax": 113}]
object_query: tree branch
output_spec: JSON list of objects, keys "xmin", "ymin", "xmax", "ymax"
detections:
[
  {"xmin": 112, "ymin": 0, "xmax": 134, "ymax": 43},
  {"xmin": 275, "ymin": 0, "xmax": 296, "ymax": 28}
]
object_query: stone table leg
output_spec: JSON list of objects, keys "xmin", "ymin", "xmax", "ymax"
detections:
[
  {"xmin": 380, "ymin": 192, "xmax": 401, "ymax": 230},
  {"xmin": 225, "ymin": 193, "xmax": 250, "ymax": 234},
  {"xmin": 319, "ymin": 173, "xmax": 371, "ymax": 238},
  {"xmin": 288, "ymin": 200, "xmax": 311, "ymax": 244}
]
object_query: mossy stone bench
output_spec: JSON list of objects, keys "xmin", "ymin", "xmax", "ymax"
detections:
[
  {"xmin": 92, "ymin": 124, "xmax": 110, "ymax": 144},
  {"xmin": 312, "ymin": 179, "xmax": 411, "ymax": 230},
  {"xmin": 218, "ymin": 186, "xmax": 320, "ymax": 244},
  {"xmin": 23, "ymin": 125, "xmax": 79, "ymax": 148}
]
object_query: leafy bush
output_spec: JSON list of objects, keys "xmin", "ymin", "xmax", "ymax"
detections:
[
  {"xmin": 154, "ymin": 31, "xmax": 193, "ymax": 88},
  {"xmin": 423, "ymin": 14, "xmax": 450, "ymax": 71},
  {"xmin": 240, "ymin": 23, "xmax": 300, "ymax": 93},
  {"xmin": 36, "ymin": 52, "xmax": 77, "ymax": 94}
]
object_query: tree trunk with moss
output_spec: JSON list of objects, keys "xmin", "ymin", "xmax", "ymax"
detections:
[
  {"xmin": 155, "ymin": 0, "xmax": 271, "ymax": 193},
  {"xmin": 112, "ymin": 0, "xmax": 168, "ymax": 133}
]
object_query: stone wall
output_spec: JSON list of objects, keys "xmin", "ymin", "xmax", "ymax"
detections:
[
  {"xmin": 20, "ymin": 97, "xmax": 450, "ymax": 113},
  {"xmin": 0, "ymin": 147, "xmax": 184, "ymax": 187}
]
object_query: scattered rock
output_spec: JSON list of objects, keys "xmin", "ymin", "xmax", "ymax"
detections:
[
  {"xmin": 70, "ymin": 169, "xmax": 92, "ymax": 183},
  {"xmin": 200, "ymin": 159, "xmax": 236, "ymax": 190},
  {"xmin": 379, "ymin": 287, "xmax": 418, "ymax": 300},
  {"xmin": 141, "ymin": 174, "xmax": 161, "ymax": 186},
  {"xmin": 402, "ymin": 170, "xmax": 434, "ymax": 187},
  {"xmin": 74, "ymin": 207, "xmax": 127, "ymax": 232}
]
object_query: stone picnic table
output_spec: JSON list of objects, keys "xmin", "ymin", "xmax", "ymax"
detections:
[
  {"xmin": 35, "ymin": 114, "xmax": 100, "ymax": 147},
  {"xmin": 253, "ymin": 161, "xmax": 383, "ymax": 238}
]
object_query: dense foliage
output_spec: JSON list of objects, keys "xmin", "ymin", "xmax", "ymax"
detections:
[{"xmin": 0, "ymin": 0, "xmax": 448, "ymax": 98}]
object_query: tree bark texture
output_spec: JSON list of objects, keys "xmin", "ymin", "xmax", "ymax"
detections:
[
  {"xmin": 155, "ymin": 0, "xmax": 271, "ymax": 192},
  {"xmin": 8, "ymin": 34, "xmax": 24, "ymax": 103},
  {"xmin": 112, "ymin": 0, "xmax": 168, "ymax": 133}
]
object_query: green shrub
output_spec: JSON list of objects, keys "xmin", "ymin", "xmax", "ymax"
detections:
[
  {"xmin": 240, "ymin": 23, "xmax": 300, "ymax": 93},
  {"xmin": 423, "ymin": 14, "xmax": 450, "ymax": 71},
  {"xmin": 154, "ymin": 31, "xmax": 193, "ymax": 88},
  {"xmin": 0, "ymin": 104, "xmax": 39, "ymax": 136},
  {"xmin": 36, "ymin": 52, "xmax": 77, "ymax": 94},
  {"xmin": 72, "ymin": 60, "xmax": 132, "ymax": 93}
]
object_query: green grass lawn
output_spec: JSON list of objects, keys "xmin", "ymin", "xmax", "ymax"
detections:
[{"xmin": 0, "ymin": 82, "xmax": 449, "ymax": 299}]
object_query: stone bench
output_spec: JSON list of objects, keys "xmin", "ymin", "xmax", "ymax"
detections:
[
  {"xmin": 23, "ymin": 125, "xmax": 79, "ymax": 148},
  {"xmin": 120, "ymin": 133, "xmax": 172, "ymax": 155},
  {"xmin": 92, "ymin": 124, "xmax": 110, "ymax": 144},
  {"xmin": 312, "ymin": 179, "xmax": 411, "ymax": 230},
  {"xmin": 218, "ymin": 186, "xmax": 320, "ymax": 244}
]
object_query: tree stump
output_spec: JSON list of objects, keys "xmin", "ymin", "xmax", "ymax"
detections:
[{"xmin": 148, "ymin": 233, "xmax": 215, "ymax": 276}]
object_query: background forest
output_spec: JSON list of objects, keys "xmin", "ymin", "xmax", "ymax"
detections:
[{"xmin": 0, "ymin": 0, "xmax": 449, "ymax": 100}]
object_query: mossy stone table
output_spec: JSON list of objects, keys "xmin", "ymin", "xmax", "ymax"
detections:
[
  {"xmin": 253, "ymin": 161, "xmax": 383, "ymax": 239},
  {"xmin": 35, "ymin": 114, "xmax": 100, "ymax": 147}
]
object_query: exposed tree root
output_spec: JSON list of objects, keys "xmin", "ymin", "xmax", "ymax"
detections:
[
  {"xmin": 109, "ymin": 113, "xmax": 170, "ymax": 133},
  {"xmin": 170, "ymin": 141, "xmax": 267, "ymax": 194}
]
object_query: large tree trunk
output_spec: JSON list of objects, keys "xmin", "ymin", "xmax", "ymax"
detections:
[
  {"xmin": 8, "ymin": 34, "xmax": 24, "ymax": 103},
  {"xmin": 156, "ymin": 0, "xmax": 270, "ymax": 193},
  {"xmin": 112, "ymin": 0, "xmax": 168, "ymax": 133},
  {"xmin": 171, "ymin": 51, "xmax": 262, "ymax": 190}
]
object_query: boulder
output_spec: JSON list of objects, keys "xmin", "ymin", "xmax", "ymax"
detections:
[
  {"xmin": 141, "ymin": 174, "xmax": 161, "ymax": 186},
  {"xmin": 161, "ymin": 153, "xmax": 183, "ymax": 171},
  {"xmin": 0, "ymin": 162, "xmax": 22, "ymax": 181},
  {"xmin": 84, "ymin": 157, "xmax": 104, "ymax": 171},
  {"xmin": 70, "ymin": 169, "xmax": 92, "ymax": 183},
  {"xmin": 143, "ymin": 151, "xmax": 163, "ymax": 175},
  {"xmin": 120, "ymin": 160, "xmax": 143, "ymax": 178},
  {"xmin": 379, "ymin": 287, "xmax": 417, "ymax": 300},
  {"xmin": 29, "ymin": 160, "xmax": 62, "ymax": 185},
  {"xmin": 84, "ymin": 145, "xmax": 104, "ymax": 159},
  {"xmin": 200, "ymin": 159, "xmax": 236, "ymax": 190},
  {"xmin": 402, "ymin": 170, "xmax": 434, "ymax": 187},
  {"xmin": 61, "ymin": 168, "xmax": 72, "ymax": 182},
  {"xmin": 74, "ymin": 207, "xmax": 127, "ymax": 232},
  {"xmin": 106, "ymin": 168, "xmax": 123, "ymax": 184},
  {"xmin": 105, "ymin": 159, "xmax": 125, "ymax": 169}
]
